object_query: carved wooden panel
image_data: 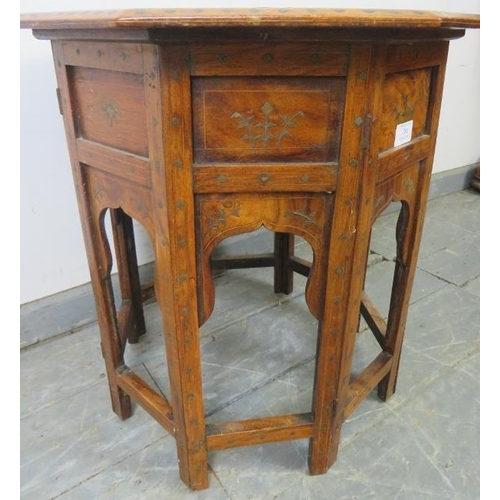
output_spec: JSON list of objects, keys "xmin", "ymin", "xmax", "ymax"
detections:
[
  {"xmin": 83, "ymin": 165, "xmax": 155, "ymax": 240},
  {"xmin": 61, "ymin": 40, "xmax": 144, "ymax": 74},
  {"xmin": 379, "ymin": 68, "xmax": 431, "ymax": 152},
  {"xmin": 190, "ymin": 42, "xmax": 349, "ymax": 76},
  {"xmin": 195, "ymin": 193, "xmax": 334, "ymax": 324},
  {"xmin": 373, "ymin": 162, "xmax": 421, "ymax": 223},
  {"xmin": 192, "ymin": 77, "xmax": 346, "ymax": 163},
  {"xmin": 70, "ymin": 66, "xmax": 148, "ymax": 157}
]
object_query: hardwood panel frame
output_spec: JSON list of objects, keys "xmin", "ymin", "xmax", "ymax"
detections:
[
  {"xmin": 193, "ymin": 164, "xmax": 338, "ymax": 193},
  {"xmin": 76, "ymin": 138, "xmax": 151, "ymax": 188},
  {"xmin": 61, "ymin": 40, "xmax": 144, "ymax": 74}
]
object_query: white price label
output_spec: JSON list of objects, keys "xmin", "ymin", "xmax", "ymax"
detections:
[{"xmin": 394, "ymin": 120, "xmax": 413, "ymax": 147}]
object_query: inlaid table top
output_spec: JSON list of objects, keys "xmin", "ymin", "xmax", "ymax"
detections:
[{"xmin": 20, "ymin": 8, "xmax": 479, "ymax": 30}]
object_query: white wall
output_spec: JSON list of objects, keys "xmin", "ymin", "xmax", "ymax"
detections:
[{"xmin": 20, "ymin": 0, "xmax": 479, "ymax": 304}]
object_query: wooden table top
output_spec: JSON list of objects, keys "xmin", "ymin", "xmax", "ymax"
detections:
[{"xmin": 20, "ymin": 8, "xmax": 479, "ymax": 31}]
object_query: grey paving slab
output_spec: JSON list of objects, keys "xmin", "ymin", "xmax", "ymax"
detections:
[
  {"xmin": 200, "ymin": 265, "xmax": 307, "ymax": 337},
  {"xmin": 21, "ymin": 323, "xmax": 105, "ymax": 420},
  {"xmin": 363, "ymin": 260, "xmax": 449, "ymax": 321},
  {"xmin": 370, "ymin": 190, "xmax": 479, "ymax": 262},
  {"xmin": 462, "ymin": 275, "xmax": 480, "ymax": 297},
  {"xmin": 402, "ymin": 284, "xmax": 480, "ymax": 367},
  {"xmin": 220, "ymin": 356, "xmax": 479, "ymax": 500},
  {"xmin": 209, "ymin": 439, "xmax": 311, "ymax": 500},
  {"xmin": 143, "ymin": 295, "xmax": 319, "ymax": 416},
  {"xmin": 417, "ymin": 231, "xmax": 480, "ymax": 286},
  {"xmin": 394, "ymin": 353, "xmax": 480, "ymax": 498},
  {"xmin": 20, "ymin": 382, "xmax": 165, "ymax": 500},
  {"xmin": 56, "ymin": 437, "xmax": 230, "ymax": 500},
  {"xmin": 20, "ymin": 285, "xmax": 97, "ymax": 348},
  {"xmin": 20, "ymin": 263, "xmax": 156, "ymax": 348}
]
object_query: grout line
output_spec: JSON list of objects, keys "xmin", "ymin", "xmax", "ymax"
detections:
[
  {"xmin": 200, "ymin": 290, "xmax": 305, "ymax": 339},
  {"xmin": 340, "ymin": 343, "xmax": 479, "ymax": 452},
  {"xmin": 415, "ymin": 266, "xmax": 461, "ymax": 287},
  {"xmin": 20, "ymin": 321, "xmax": 99, "ymax": 352},
  {"xmin": 20, "ymin": 378, "xmax": 104, "ymax": 421},
  {"xmin": 142, "ymin": 362, "xmax": 168, "ymax": 400},
  {"xmin": 47, "ymin": 436, "xmax": 172, "ymax": 500},
  {"xmin": 204, "ymin": 355, "xmax": 316, "ymax": 418},
  {"xmin": 208, "ymin": 464, "xmax": 235, "ymax": 500}
]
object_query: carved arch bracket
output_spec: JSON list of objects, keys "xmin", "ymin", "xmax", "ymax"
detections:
[
  {"xmin": 372, "ymin": 162, "xmax": 421, "ymax": 266},
  {"xmin": 84, "ymin": 165, "xmax": 156, "ymax": 245},
  {"xmin": 196, "ymin": 193, "xmax": 334, "ymax": 325}
]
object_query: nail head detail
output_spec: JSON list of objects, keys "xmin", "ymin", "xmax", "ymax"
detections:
[{"xmin": 262, "ymin": 52, "xmax": 274, "ymax": 63}]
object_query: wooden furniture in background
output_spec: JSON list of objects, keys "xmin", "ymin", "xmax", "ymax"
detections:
[{"xmin": 21, "ymin": 9, "xmax": 479, "ymax": 491}]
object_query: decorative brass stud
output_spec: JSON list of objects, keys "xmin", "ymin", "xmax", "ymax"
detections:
[
  {"xmin": 310, "ymin": 53, "xmax": 321, "ymax": 64},
  {"xmin": 262, "ymin": 52, "xmax": 274, "ymax": 63},
  {"xmin": 301, "ymin": 174, "xmax": 310, "ymax": 183},
  {"xmin": 258, "ymin": 173, "xmax": 270, "ymax": 183},
  {"xmin": 354, "ymin": 116, "xmax": 363, "ymax": 127},
  {"xmin": 404, "ymin": 179, "xmax": 414, "ymax": 191},
  {"xmin": 348, "ymin": 158, "xmax": 358, "ymax": 168},
  {"xmin": 216, "ymin": 174, "xmax": 227, "ymax": 184}
]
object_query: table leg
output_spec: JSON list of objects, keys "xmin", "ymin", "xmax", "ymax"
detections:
[
  {"xmin": 87, "ymin": 206, "xmax": 132, "ymax": 420},
  {"xmin": 378, "ymin": 170, "xmax": 421, "ymax": 401},
  {"xmin": 274, "ymin": 232, "xmax": 294, "ymax": 294},
  {"xmin": 110, "ymin": 207, "xmax": 146, "ymax": 344}
]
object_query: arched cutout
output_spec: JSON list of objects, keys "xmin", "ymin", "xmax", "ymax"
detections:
[
  {"xmin": 355, "ymin": 197, "xmax": 411, "ymax": 383},
  {"xmin": 97, "ymin": 206, "xmax": 156, "ymax": 349},
  {"xmin": 197, "ymin": 225, "xmax": 327, "ymax": 326},
  {"xmin": 196, "ymin": 193, "xmax": 334, "ymax": 325},
  {"xmin": 199, "ymin": 228, "xmax": 319, "ymax": 418}
]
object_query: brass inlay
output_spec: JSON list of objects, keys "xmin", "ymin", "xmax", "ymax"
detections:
[
  {"xmin": 284, "ymin": 208, "xmax": 319, "ymax": 227},
  {"xmin": 207, "ymin": 206, "xmax": 240, "ymax": 232},
  {"xmin": 101, "ymin": 99, "xmax": 121, "ymax": 127},
  {"xmin": 262, "ymin": 52, "xmax": 274, "ymax": 63},
  {"xmin": 230, "ymin": 101, "xmax": 305, "ymax": 150},
  {"xmin": 393, "ymin": 94, "xmax": 415, "ymax": 120}
]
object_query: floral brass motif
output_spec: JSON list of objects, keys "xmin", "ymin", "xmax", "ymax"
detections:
[
  {"xmin": 392, "ymin": 94, "xmax": 415, "ymax": 120},
  {"xmin": 230, "ymin": 101, "xmax": 305, "ymax": 150},
  {"xmin": 102, "ymin": 98, "xmax": 121, "ymax": 127},
  {"xmin": 207, "ymin": 205, "xmax": 240, "ymax": 232},
  {"xmin": 284, "ymin": 208, "xmax": 319, "ymax": 227}
]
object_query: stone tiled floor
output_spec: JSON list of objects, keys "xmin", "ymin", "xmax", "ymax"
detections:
[{"xmin": 20, "ymin": 189, "xmax": 480, "ymax": 499}]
